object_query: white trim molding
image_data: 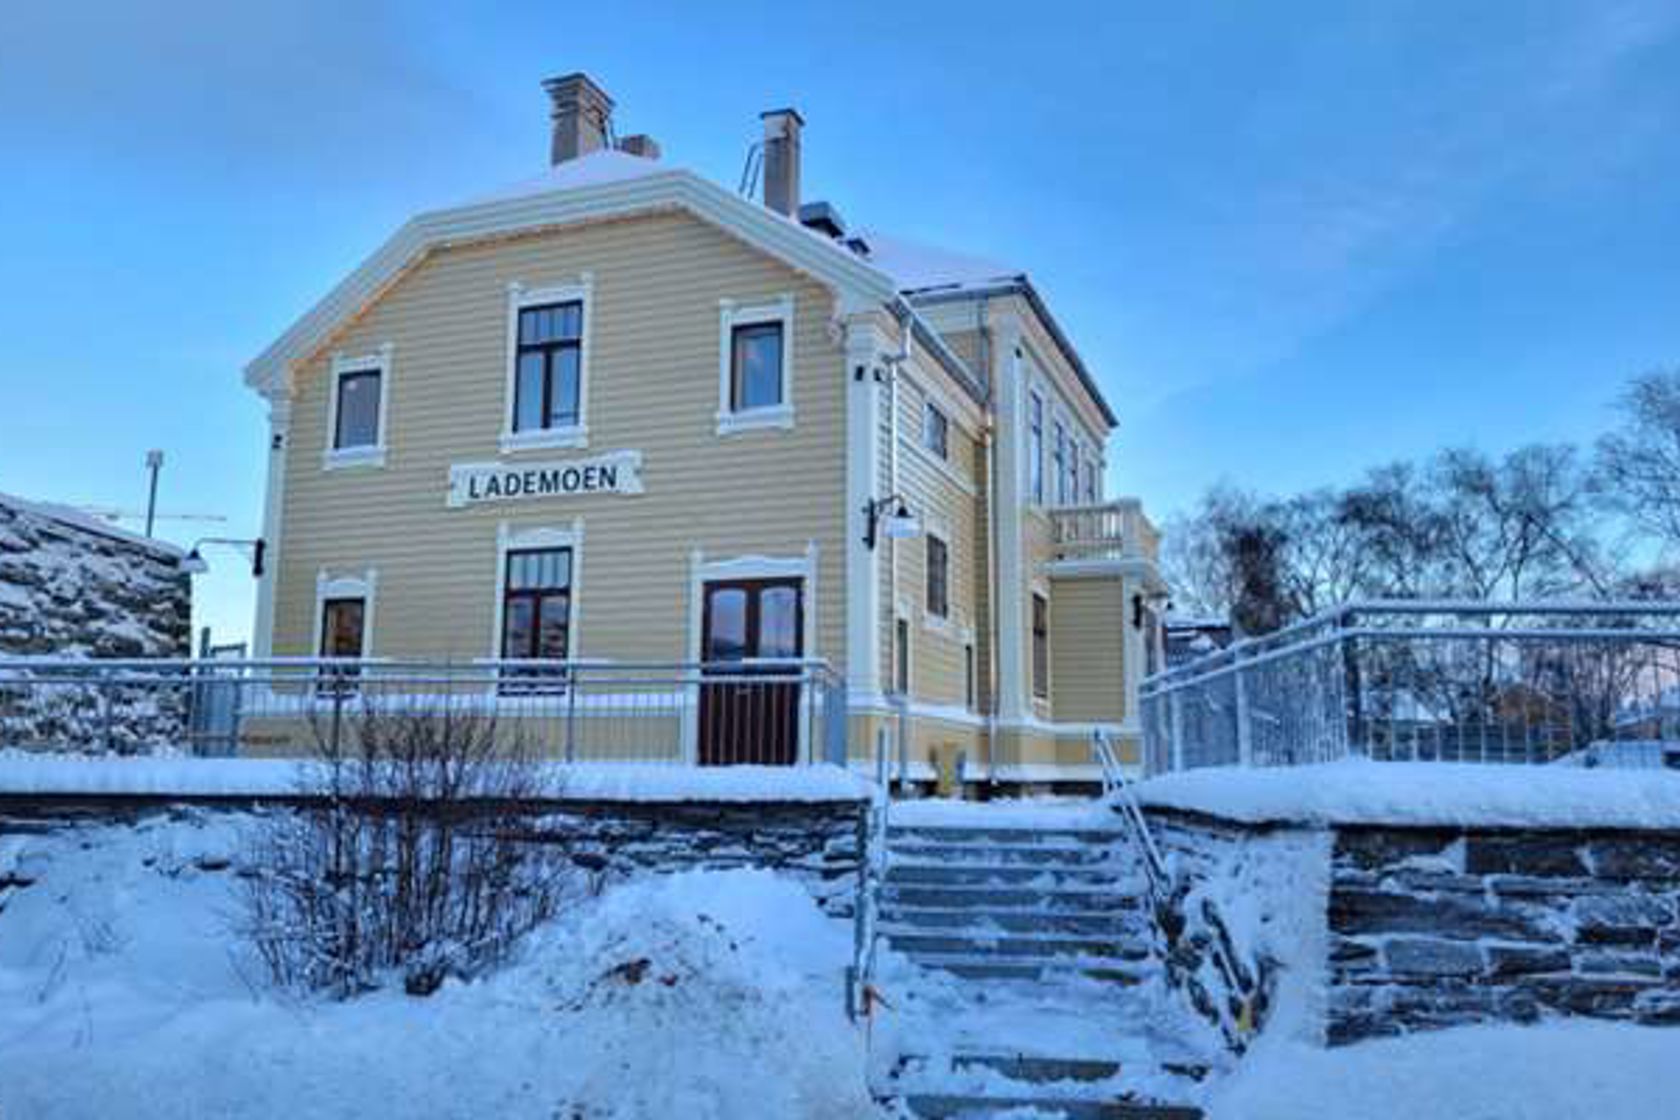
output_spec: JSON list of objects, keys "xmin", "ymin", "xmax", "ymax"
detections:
[
  {"xmin": 501, "ymin": 277, "xmax": 594, "ymax": 454},
  {"xmin": 312, "ymin": 568, "xmax": 378, "ymax": 656},
  {"xmin": 322, "ymin": 344, "xmax": 392, "ymax": 471},
  {"xmin": 251, "ymin": 393, "xmax": 292, "ymax": 658},
  {"xmin": 716, "ymin": 294, "xmax": 796, "ymax": 436},
  {"xmin": 489, "ymin": 519, "xmax": 585, "ymax": 660}
]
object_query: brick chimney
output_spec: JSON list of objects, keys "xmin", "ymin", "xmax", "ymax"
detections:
[
  {"xmin": 616, "ymin": 134, "xmax": 661, "ymax": 160},
  {"xmin": 760, "ymin": 108, "xmax": 803, "ymax": 218},
  {"xmin": 543, "ymin": 72, "xmax": 614, "ymax": 165}
]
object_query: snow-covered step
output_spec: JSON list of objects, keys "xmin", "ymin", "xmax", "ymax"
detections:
[
  {"xmin": 905, "ymin": 951, "xmax": 1149, "ymax": 985},
  {"xmin": 898, "ymin": 1092, "xmax": 1201, "ymax": 1119},
  {"xmin": 883, "ymin": 884, "xmax": 1142, "ymax": 911},
  {"xmin": 890, "ymin": 840, "xmax": 1126, "ymax": 867},
  {"xmin": 878, "ymin": 905, "xmax": 1140, "ymax": 935},
  {"xmin": 886, "ymin": 862, "xmax": 1134, "ymax": 887},
  {"xmin": 888, "ymin": 824, "xmax": 1125, "ymax": 847},
  {"xmin": 881, "ymin": 929, "xmax": 1151, "ymax": 962}
]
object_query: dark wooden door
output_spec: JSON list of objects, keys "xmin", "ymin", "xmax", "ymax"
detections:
[{"xmin": 699, "ymin": 578, "xmax": 803, "ymax": 765}]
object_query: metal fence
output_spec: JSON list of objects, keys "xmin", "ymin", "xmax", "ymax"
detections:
[
  {"xmin": 1140, "ymin": 602, "xmax": 1680, "ymax": 775},
  {"xmin": 0, "ymin": 657, "xmax": 849, "ymax": 766}
]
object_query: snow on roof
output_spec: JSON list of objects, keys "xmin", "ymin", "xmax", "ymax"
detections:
[
  {"xmin": 0, "ymin": 491, "xmax": 184, "ymax": 559},
  {"xmin": 857, "ymin": 229, "xmax": 1023, "ymax": 295},
  {"xmin": 451, "ymin": 148, "xmax": 673, "ymax": 208},
  {"xmin": 1132, "ymin": 760, "xmax": 1680, "ymax": 830}
]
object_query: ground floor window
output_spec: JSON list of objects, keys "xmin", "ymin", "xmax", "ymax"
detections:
[
  {"xmin": 895, "ymin": 617, "xmax": 910, "ymax": 695},
  {"xmin": 501, "ymin": 547, "xmax": 572, "ymax": 688},
  {"xmin": 319, "ymin": 597, "xmax": 366, "ymax": 659},
  {"xmin": 1032, "ymin": 593, "xmax": 1049, "ymax": 699},
  {"xmin": 965, "ymin": 642, "xmax": 976, "ymax": 710}
]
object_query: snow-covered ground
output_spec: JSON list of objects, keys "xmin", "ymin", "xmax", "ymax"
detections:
[
  {"xmin": 0, "ymin": 751, "xmax": 870, "ymax": 802},
  {"xmin": 1208, "ymin": 1019, "xmax": 1680, "ymax": 1120},
  {"xmin": 0, "ymin": 814, "xmax": 876, "ymax": 1119},
  {"xmin": 1133, "ymin": 758, "xmax": 1680, "ymax": 828}
]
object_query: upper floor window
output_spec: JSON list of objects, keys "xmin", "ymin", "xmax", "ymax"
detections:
[
  {"xmin": 503, "ymin": 279, "xmax": 592, "ymax": 452},
  {"xmin": 1084, "ymin": 455, "xmax": 1100, "ymax": 504},
  {"xmin": 1029, "ymin": 393, "xmax": 1045, "ymax": 504},
  {"xmin": 1053, "ymin": 421, "xmax": 1068, "ymax": 505},
  {"xmin": 732, "ymin": 323, "xmax": 783, "ymax": 410},
  {"xmin": 926, "ymin": 534, "xmax": 950, "ymax": 619},
  {"xmin": 323, "ymin": 346, "xmax": 391, "ymax": 470},
  {"xmin": 923, "ymin": 401, "xmax": 949, "ymax": 460},
  {"xmin": 1066, "ymin": 437, "xmax": 1082, "ymax": 506},
  {"xmin": 718, "ymin": 295, "xmax": 795, "ymax": 435},
  {"xmin": 515, "ymin": 302, "xmax": 583, "ymax": 433}
]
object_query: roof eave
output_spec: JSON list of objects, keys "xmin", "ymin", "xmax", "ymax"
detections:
[
  {"xmin": 243, "ymin": 169, "xmax": 901, "ymax": 395},
  {"xmin": 906, "ymin": 278, "xmax": 1118, "ymax": 429}
]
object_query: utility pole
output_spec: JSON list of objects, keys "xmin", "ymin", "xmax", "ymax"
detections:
[{"xmin": 144, "ymin": 450, "xmax": 164, "ymax": 537}]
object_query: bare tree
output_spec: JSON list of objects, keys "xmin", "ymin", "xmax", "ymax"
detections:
[{"xmin": 1597, "ymin": 369, "xmax": 1680, "ymax": 551}]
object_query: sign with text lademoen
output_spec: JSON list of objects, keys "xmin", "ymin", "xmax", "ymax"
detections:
[{"xmin": 446, "ymin": 451, "xmax": 644, "ymax": 508}]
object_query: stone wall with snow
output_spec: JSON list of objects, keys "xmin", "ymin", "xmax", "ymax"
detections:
[
  {"xmin": 1328, "ymin": 825, "xmax": 1680, "ymax": 1043},
  {"xmin": 1, "ymin": 493, "xmax": 191, "ymax": 753},
  {"xmin": 0, "ymin": 494, "xmax": 189, "ymax": 658}
]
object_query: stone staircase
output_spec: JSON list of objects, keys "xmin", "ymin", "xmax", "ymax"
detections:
[{"xmin": 869, "ymin": 812, "xmax": 1209, "ymax": 1119}]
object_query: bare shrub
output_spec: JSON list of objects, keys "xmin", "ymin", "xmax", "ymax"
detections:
[{"xmin": 240, "ymin": 696, "xmax": 573, "ymax": 997}]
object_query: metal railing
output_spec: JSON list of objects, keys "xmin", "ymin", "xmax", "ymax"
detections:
[
  {"xmin": 1141, "ymin": 601, "xmax": 1680, "ymax": 774},
  {"xmin": 0, "ymin": 657, "xmax": 849, "ymax": 766},
  {"xmin": 1048, "ymin": 497, "xmax": 1160, "ymax": 562}
]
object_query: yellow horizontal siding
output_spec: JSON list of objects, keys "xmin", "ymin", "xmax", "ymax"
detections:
[{"xmin": 274, "ymin": 212, "xmax": 846, "ymax": 666}]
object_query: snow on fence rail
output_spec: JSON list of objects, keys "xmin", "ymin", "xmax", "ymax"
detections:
[
  {"xmin": 1140, "ymin": 601, "xmax": 1680, "ymax": 775},
  {"xmin": 0, "ymin": 657, "xmax": 849, "ymax": 766}
]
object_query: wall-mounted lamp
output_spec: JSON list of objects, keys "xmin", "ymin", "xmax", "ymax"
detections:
[
  {"xmin": 863, "ymin": 495, "xmax": 920, "ymax": 551},
  {"xmin": 181, "ymin": 537, "xmax": 266, "ymax": 578}
]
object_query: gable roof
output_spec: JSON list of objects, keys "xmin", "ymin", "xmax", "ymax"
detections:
[
  {"xmin": 244, "ymin": 151, "xmax": 902, "ymax": 394},
  {"xmin": 859, "ymin": 230, "xmax": 1118, "ymax": 428}
]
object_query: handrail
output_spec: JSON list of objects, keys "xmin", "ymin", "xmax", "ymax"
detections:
[{"xmin": 848, "ymin": 716, "xmax": 893, "ymax": 1021}]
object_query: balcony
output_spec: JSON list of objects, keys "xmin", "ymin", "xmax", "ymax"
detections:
[{"xmin": 1048, "ymin": 498, "xmax": 1160, "ymax": 563}]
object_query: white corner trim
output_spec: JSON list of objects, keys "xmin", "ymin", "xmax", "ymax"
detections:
[
  {"xmin": 716, "ymin": 294, "xmax": 795, "ymax": 436},
  {"xmin": 501, "ymin": 277, "xmax": 594, "ymax": 451},
  {"xmin": 489, "ymin": 519, "xmax": 584, "ymax": 660},
  {"xmin": 322, "ymin": 344, "xmax": 392, "ymax": 471},
  {"xmin": 252, "ymin": 393, "xmax": 291, "ymax": 658},
  {"xmin": 312, "ymin": 567, "xmax": 378, "ymax": 656}
]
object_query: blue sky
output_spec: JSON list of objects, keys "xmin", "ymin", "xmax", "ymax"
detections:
[{"xmin": 2, "ymin": 1, "xmax": 1677, "ymax": 645}]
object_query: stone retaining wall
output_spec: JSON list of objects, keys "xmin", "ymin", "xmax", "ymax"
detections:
[
  {"xmin": 1139, "ymin": 808, "xmax": 1680, "ymax": 1047},
  {"xmin": 1328, "ymin": 825, "xmax": 1680, "ymax": 1043},
  {"xmin": 0, "ymin": 794, "xmax": 866, "ymax": 916}
]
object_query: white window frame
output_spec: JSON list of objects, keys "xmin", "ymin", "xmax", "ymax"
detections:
[
  {"xmin": 489, "ymin": 520, "xmax": 585, "ymax": 663},
  {"xmin": 716, "ymin": 294, "xmax": 795, "ymax": 435},
  {"xmin": 313, "ymin": 568, "xmax": 377, "ymax": 657},
  {"xmin": 893, "ymin": 605, "xmax": 914, "ymax": 697},
  {"xmin": 322, "ymin": 345, "xmax": 392, "ymax": 470},
  {"xmin": 501, "ymin": 277, "xmax": 593, "ymax": 454}
]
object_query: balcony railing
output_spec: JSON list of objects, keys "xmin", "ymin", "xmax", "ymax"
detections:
[
  {"xmin": 0, "ymin": 657, "xmax": 848, "ymax": 767},
  {"xmin": 1049, "ymin": 498, "xmax": 1159, "ymax": 562}
]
